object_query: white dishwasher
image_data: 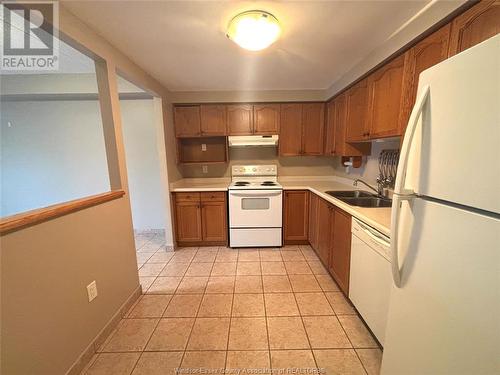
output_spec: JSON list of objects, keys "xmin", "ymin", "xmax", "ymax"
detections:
[{"xmin": 349, "ymin": 217, "xmax": 391, "ymax": 346}]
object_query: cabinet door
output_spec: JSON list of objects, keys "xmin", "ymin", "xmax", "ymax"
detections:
[
  {"xmin": 367, "ymin": 54, "xmax": 406, "ymax": 139},
  {"xmin": 308, "ymin": 193, "xmax": 319, "ymax": 251},
  {"xmin": 329, "ymin": 208, "xmax": 351, "ymax": 295},
  {"xmin": 317, "ymin": 198, "xmax": 333, "ymax": 266},
  {"xmin": 227, "ymin": 104, "xmax": 253, "ymax": 135},
  {"xmin": 279, "ymin": 103, "xmax": 303, "ymax": 156},
  {"xmin": 200, "ymin": 105, "xmax": 227, "ymax": 136},
  {"xmin": 324, "ymin": 100, "xmax": 336, "ymax": 155},
  {"xmin": 174, "ymin": 106, "xmax": 201, "ymax": 137},
  {"xmin": 345, "ymin": 79, "xmax": 370, "ymax": 142},
  {"xmin": 283, "ymin": 190, "xmax": 309, "ymax": 242},
  {"xmin": 201, "ymin": 201, "xmax": 227, "ymax": 242},
  {"xmin": 175, "ymin": 201, "xmax": 203, "ymax": 242},
  {"xmin": 254, "ymin": 104, "xmax": 280, "ymax": 135},
  {"xmin": 448, "ymin": 0, "xmax": 500, "ymax": 56},
  {"xmin": 400, "ymin": 25, "xmax": 451, "ymax": 135},
  {"xmin": 302, "ymin": 103, "xmax": 325, "ymax": 155}
]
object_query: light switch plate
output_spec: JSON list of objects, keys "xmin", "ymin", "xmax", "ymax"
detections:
[
  {"xmin": 202, "ymin": 165, "xmax": 208, "ymax": 173},
  {"xmin": 87, "ymin": 280, "xmax": 98, "ymax": 302},
  {"xmin": 201, "ymin": 143, "xmax": 207, "ymax": 151}
]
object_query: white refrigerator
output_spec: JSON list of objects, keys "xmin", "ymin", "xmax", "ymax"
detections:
[{"xmin": 381, "ymin": 34, "xmax": 500, "ymax": 374}]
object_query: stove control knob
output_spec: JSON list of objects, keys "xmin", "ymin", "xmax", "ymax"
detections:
[{"xmin": 252, "ymin": 167, "xmax": 257, "ymax": 172}]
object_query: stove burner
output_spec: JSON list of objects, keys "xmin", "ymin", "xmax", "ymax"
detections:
[
  {"xmin": 235, "ymin": 181, "xmax": 250, "ymax": 186},
  {"xmin": 261, "ymin": 181, "xmax": 277, "ymax": 186}
]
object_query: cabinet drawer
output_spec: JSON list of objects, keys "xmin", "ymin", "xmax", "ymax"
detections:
[
  {"xmin": 175, "ymin": 192, "xmax": 201, "ymax": 202},
  {"xmin": 200, "ymin": 192, "xmax": 226, "ymax": 202}
]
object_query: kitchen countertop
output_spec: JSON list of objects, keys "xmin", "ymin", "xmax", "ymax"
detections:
[
  {"xmin": 170, "ymin": 176, "xmax": 391, "ymax": 237},
  {"xmin": 170, "ymin": 178, "xmax": 231, "ymax": 192}
]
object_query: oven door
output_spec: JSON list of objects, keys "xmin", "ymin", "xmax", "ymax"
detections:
[{"xmin": 229, "ymin": 190, "xmax": 283, "ymax": 228}]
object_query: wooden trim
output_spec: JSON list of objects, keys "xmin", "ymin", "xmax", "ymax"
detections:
[{"xmin": 0, "ymin": 190, "xmax": 125, "ymax": 235}]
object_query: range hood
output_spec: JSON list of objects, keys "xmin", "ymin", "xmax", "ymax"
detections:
[{"xmin": 228, "ymin": 135, "xmax": 279, "ymax": 147}]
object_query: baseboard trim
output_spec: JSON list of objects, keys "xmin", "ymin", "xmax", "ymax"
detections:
[{"xmin": 65, "ymin": 284, "xmax": 142, "ymax": 375}]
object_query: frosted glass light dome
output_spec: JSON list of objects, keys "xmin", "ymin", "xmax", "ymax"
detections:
[{"xmin": 226, "ymin": 10, "xmax": 281, "ymax": 51}]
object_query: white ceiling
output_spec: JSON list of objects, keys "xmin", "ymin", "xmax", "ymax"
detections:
[{"xmin": 62, "ymin": 0, "xmax": 433, "ymax": 92}]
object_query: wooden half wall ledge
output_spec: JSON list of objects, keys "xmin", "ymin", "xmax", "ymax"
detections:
[{"xmin": 0, "ymin": 190, "xmax": 125, "ymax": 235}]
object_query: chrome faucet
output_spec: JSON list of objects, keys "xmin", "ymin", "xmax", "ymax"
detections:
[{"xmin": 353, "ymin": 179, "xmax": 384, "ymax": 197}]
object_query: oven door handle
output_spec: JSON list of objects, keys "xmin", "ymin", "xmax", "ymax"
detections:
[{"xmin": 229, "ymin": 191, "xmax": 282, "ymax": 197}]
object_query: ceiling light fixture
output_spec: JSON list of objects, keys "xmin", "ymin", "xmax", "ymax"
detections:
[{"xmin": 226, "ymin": 10, "xmax": 281, "ymax": 51}]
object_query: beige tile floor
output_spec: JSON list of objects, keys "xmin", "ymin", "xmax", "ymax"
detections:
[{"xmin": 82, "ymin": 234, "xmax": 382, "ymax": 375}]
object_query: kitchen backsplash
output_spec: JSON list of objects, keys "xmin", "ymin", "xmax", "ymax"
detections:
[{"xmin": 180, "ymin": 139, "xmax": 400, "ymax": 184}]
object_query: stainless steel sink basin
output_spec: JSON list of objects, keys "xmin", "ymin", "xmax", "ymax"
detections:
[
  {"xmin": 326, "ymin": 190, "xmax": 375, "ymax": 198},
  {"xmin": 341, "ymin": 197, "xmax": 392, "ymax": 208},
  {"xmin": 325, "ymin": 190, "xmax": 392, "ymax": 208}
]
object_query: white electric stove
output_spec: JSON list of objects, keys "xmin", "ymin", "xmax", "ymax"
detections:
[{"xmin": 228, "ymin": 165, "xmax": 283, "ymax": 247}]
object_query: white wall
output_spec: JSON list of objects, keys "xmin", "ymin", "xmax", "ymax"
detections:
[
  {"xmin": 0, "ymin": 100, "xmax": 110, "ymax": 217},
  {"xmin": 120, "ymin": 99, "xmax": 167, "ymax": 231}
]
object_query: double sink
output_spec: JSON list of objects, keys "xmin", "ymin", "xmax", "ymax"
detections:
[{"xmin": 325, "ymin": 190, "xmax": 392, "ymax": 208}]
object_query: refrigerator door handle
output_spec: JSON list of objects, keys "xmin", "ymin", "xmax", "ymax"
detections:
[
  {"xmin": 390, "ymin": 194, "xmax": 414, "ymax": 287},
  {"xmin": 394, "ymin": 85, "xmax": 430, "ymax": 196},
  {"xmin": 390, "ymin": 85, "xmax": 429, "ymax": 288}
]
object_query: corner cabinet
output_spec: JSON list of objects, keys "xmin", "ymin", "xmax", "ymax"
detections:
[
  {"xmin": 283, "ymin": 190, "xmax": 309, "ymax": 244},
  {"xmin": 174, "ymin": 192, "xmax": 227, "ymax": 246},
  {"xmin": 279, "ymin": 102, "xmax": 325, "ymax": 156},
  {"xmin": 302, "ymin": 103, "xmax": 325, "ymax": 155},
  {"xmin": 325, "ymin": 94, "xmax": 371, "ymax": 157}
]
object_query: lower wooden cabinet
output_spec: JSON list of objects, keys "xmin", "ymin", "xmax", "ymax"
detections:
[
  {"xmin": 308, "ymin": 193, "xmax": 319, "ymax": 250},
  {"xmin": 283, "ymin": 190, "xmax": 309, "ymax": 244},
  {"xmin": 329, "ymin": 207, "xmax": 352, "ymax": 295},
  {"xmin": 175, "ymin": 200, "xmax": 203, "ymax": 242},
  {"xmin": 316, "ymin": 198, "xmax": 334, "ymax": 266},
  {"xmin": 174, "ymin": 192, "xmax": 227, "ymax": 246},
  {"xmin": 307, "ymin": 192, "xmax": 353, "ymax": 296}
]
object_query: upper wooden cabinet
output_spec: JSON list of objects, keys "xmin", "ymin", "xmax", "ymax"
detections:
[
  {"xmin": 400, "ymin": 25, "xmax": 451, "ymax": 134},
  {"xmin": 227, "ymin": 104, "xmax": 253, "ymax": 135},
  {"xmin": 367, "ymin": 54, "xmax": 407, "ymax": 139},
  {"xmin": 280, "ymin": 103, "xmax": 303, "ymax": 156},
  {"xmin": 448, "ymin": 0, "xmax": 500, "ymax": 56},
  {"xmin": 174, "ymin": 106, "xmax": 201, "ymax": 137},
  {"xmin": 200, "ymin": 105, "xmax": 227, "ymax": 136},
  {"xmin": 283, "ymin": 190, "xmax": 309, "ymax": 243},
  {"xmin": 345, "ymin": 78, "xmax": 370, "ymax": 142},
  {"xmin": 302, "ymin": 103, "xmax": 325, "ymax": 155},
  {"xmin": 279, "ymin": 102, "xmax": 325, "ymax": 156},
  {"xmin": 324, "ymin": 100, "xmax": 336, "ymax": 155},
  {"xmin": 254, "ymin": 104, "xmax": 280, "ymax": 134},
  {"xmin": 325, "ymin": 95, "xmax": 371, "ymax": 157}
]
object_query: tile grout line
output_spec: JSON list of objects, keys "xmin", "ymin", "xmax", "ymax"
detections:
[
  {"xmin": 223, "ymin": 258, "xmax": 236, "ymax": 371},
  {"xmin": 284, "ymin": 255, "xmax": 321, "ymax": 372},
  {"xmin": 259, "ymin": 249, "xmax": 273, "ymax": 370}
]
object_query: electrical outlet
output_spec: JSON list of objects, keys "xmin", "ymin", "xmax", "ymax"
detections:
[
  {"xmin": 202, "ymin": 165, "xmax": 208, "ymax": 174},
  {"xmin": 87, "ymin": 280, "xmax": 98, "ymax": 302},
  {"xmin": 201, "ymin": 143, "xmax": 207, "ymax": 151}
]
